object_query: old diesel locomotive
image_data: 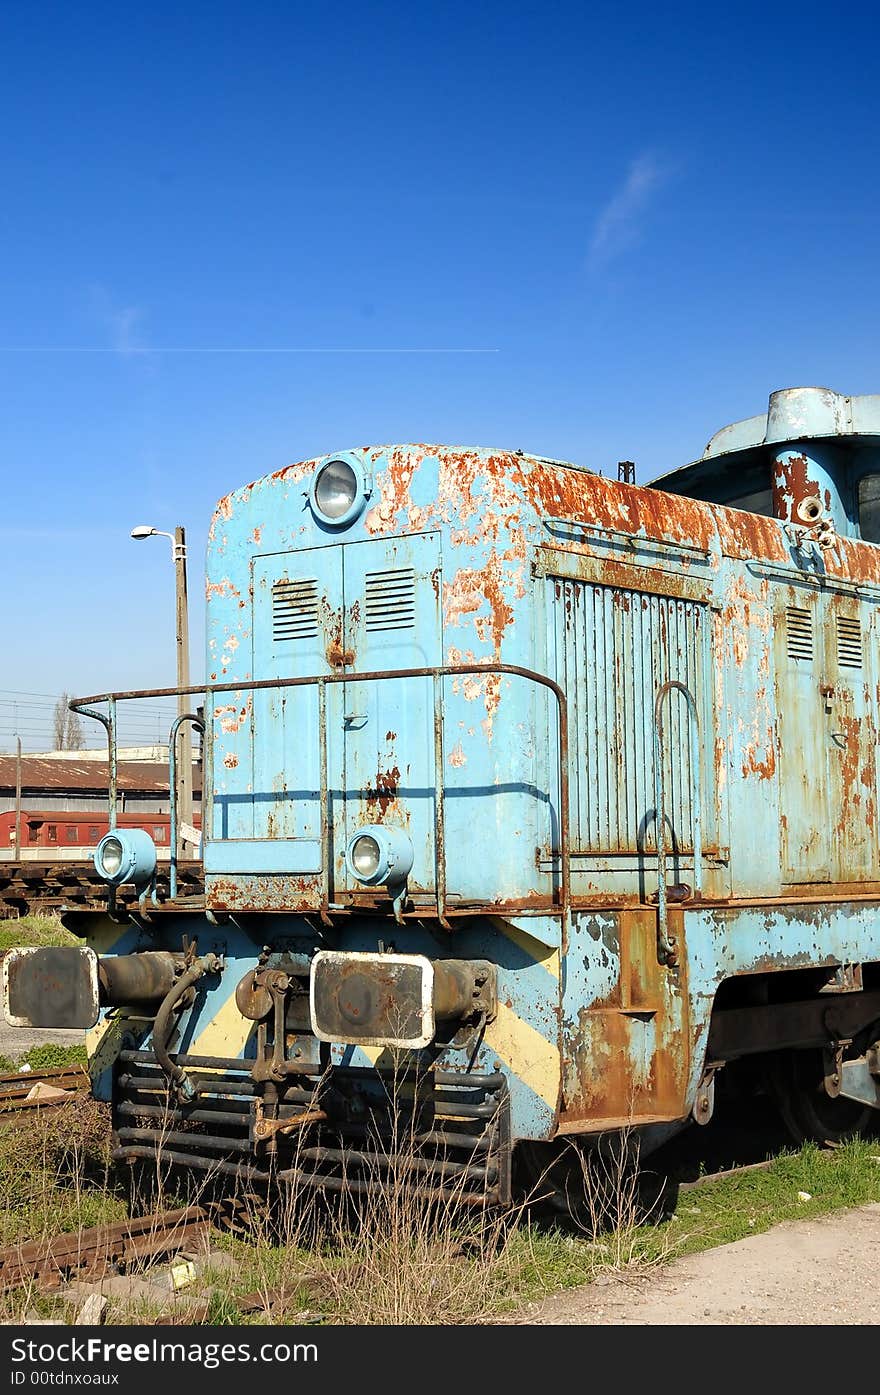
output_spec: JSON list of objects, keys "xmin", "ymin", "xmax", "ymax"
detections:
[{"xmin": 6, "ymin": 384, "xmax": 880, "ymax": 1203}]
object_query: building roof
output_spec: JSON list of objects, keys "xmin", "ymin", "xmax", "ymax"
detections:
[{"xmin": 0, "ymin": 756, "xmax": 202, "ymax": 797}]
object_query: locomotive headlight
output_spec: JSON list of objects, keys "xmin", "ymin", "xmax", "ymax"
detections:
[
  {"xmin": 308, "ymin": 454, "xmax": 371, "ymax": 527},
  {"xmin": 346, "ymin": 824, "xmax": 414, "ymax": 887},
  {"xmin": 351, "ymin": 834, "xmax": 381, "ymax": 880},
  {"xmin": 315, "ymin": 460, "xmax": 357, "ymax": 517},
  {"xmin": 94, "ymin": 829, "xmax": 157, "ymax": 889},
  {"xmin": 98, "ymin": 837, "xmax": 124, "ymax": 878}
]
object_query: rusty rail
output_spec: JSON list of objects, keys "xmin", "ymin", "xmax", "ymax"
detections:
[
  {"xmin": 0, "ymin": 1065, "xmax": 89, "ymax": 1114},
  {"xmin": 0, "ymin": 1206, "xmax": 212, "ymax": 1293},
  {"xmin": 71, "ymin": 662, "xmax": 571, "ymax": 932},
  {"xmin": 678, "ymin": 1158, "xmax": 775, "ymax": 1191},
  {"xmin": 0, "ymin": 860, "xmax": 204, "ymax": 916}
]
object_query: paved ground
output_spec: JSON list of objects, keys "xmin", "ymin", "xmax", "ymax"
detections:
[
  {"xmin": 0, "ymin": 1023, "xmax": 84, "ymax": 1061},
  {"xmin": 515, "ymin": 1202, "xmax": 880, "ymax": 1324}
]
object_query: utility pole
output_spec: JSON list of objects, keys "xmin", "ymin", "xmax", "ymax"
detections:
[
  {"xmin": 174, "ymin": 526, "xmax": 193, "ymax": 860},
  {"xmin": 13, "ymin": 736, "xmax": 21, "ymax": 862},
  {"xmin": 130, "ymin": 522, "xmax": 194, "ymax": 861}
]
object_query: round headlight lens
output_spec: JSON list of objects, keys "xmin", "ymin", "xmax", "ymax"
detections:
[
  {"xmin": 100, "ymin": 837, "xmax": 124, "ymax": 878},
  {"xmin": 314, "ymin": 459, "xmax": 358, "ymax": 521},
  {"xmin": 351, "ymin": 835, "xmax": 381, "ymax": 880}
]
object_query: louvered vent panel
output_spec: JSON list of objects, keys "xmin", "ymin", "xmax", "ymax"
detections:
[
  {"xmin": 272, "ymin": 579, "xmax": 319, "ymax": 641},
  {"xmin": 837, "ymin": 615, "xmax": 862, "ymax": 669},
  {"xmin": 551, "ymin": 581, "xmax": 710, "ymax": 854},
  {"xmin": 365, "ymin": 568, "xmax": 415, "ymax": 631},
  {"xmin": 786, "ymin": 606, "xmax": 813, "ymax": 662}
]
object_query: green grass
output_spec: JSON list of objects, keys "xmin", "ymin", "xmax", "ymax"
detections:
[
  {"xmin": 117, "ymin": 1136, "xmax": 880, "ymax": 1325},
  {"xmin": 503, "ymin": 1137, "xmax": 880, "ymax": 1307},
  {"xmin": 0, "ymin": 1096, "xmax": 125, "ymax": 1249},
  {"xmin": 0, "ymin": 1042, "xmax": 88, "ymax": 1073},
  {"xmin": 658, "ymin": 1138, "xmax": 880, "ymax": 1256},
  {"xmin": 1, "ymin": 1109, "xmax": 879, "ymax": 1324},
  {"xmin": 0, "ymin": 913, "xmax": 77, "ymax": 951}
]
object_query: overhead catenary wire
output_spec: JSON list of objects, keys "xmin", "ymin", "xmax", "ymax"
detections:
[{"xmin": 0, "ymin": 690, "xmax": 193, "ymax": 753}]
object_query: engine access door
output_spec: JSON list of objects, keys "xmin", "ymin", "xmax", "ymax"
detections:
[
  {"xmin": 251, "ymin": 545, "xmax": 343, "ymax": 864},
  {"xmin": 250, "ymin": 534, "xmax": 442, "ymax": 895},
  {"xmin": 337, "ymin": 533, "xmax": 442, "ymax": 893},
  {"xmin": 775, "ymin": 588, "xmax": 878, "ymax": 884}
]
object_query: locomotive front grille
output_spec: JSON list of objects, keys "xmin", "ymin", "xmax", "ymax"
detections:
[
  {"xmin": 112, "ymin": 1051, "xmax": 511, "ymax": 1205},
  {"xmin": 113, "ymin": 1052, "xmax": 263, "ymax": 1183}
]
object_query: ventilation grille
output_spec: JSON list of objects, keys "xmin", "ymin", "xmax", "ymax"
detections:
[
  {"xmin": 272, "ymin": 579, "xmax": 319, "ymax": 641},
  {"xmin": 365, "ymin": 568, "xmax": 415, "ymax": 632},
  {"xmin": 786, "ymin": 606, "xmax": 813, "ymax": 662},
  {"xmin": 837, "ymin": 615, "xmax": 862, "ymax": 669}
]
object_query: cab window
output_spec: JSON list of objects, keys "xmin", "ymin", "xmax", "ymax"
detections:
[{"xmin": 858, "ymin": 475, "xmax": 880, "ymax": 543}]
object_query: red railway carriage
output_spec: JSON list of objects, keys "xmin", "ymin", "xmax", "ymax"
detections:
[{"xmin": 0, "ymin": 809, "xmax": 174, "ymax": 854}]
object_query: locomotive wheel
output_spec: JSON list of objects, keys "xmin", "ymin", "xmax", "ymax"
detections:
[
  {"xmin": 768, "ymin": 1048, "xmax": 877, "ymax": 1146},
  {"xmin": 516, "ymin": 1139, "xmax": 597, "ymax": 1225},
  {"xmin": 515, "ymin": 1136, "xmax": 674, "ymax": 1229}
]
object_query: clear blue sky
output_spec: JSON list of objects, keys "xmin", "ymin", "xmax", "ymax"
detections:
[{"xmin": 2, "ymin": 0, "xmax": 879, "ymax": 747}]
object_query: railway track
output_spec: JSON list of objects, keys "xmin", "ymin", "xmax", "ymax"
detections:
[
  {"xmin": 0, "ymin": 859, "xmax": 203, "ymax": 916},
  {"xmin": 0, "ymin": 1064, "xmax": 89, "ymax": 1113},
  {"xmin": 0, "ymin": 1206, "xmax": 212, "ymax": 1294},
  {"xmin": 678, "ymin": 1157, "xmax": 775, "ymax": 1191},
  {"xmin": 0, "ymin": 1151, "xmax": 784, "ymax": 1299}
]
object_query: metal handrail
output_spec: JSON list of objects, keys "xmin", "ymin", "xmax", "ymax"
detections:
[
  {"xmin": 168, "ymin": 712, "xmax": 205, "ymax": 899},
  {"xmin": 73, "ymin": 697, "xmax": 117, "ymax": 828},
  {"xmin": 652, "ymin": 680, "xmax": 703, "ymax": 966},
  {"xmin": 71, "ymin": 663, "xmax": 570, "ymax": 929}
]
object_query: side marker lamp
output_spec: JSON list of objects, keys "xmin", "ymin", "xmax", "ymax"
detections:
[
  {"xmin": 93, "ymin": 829, "xmax": 158, "ymax": 890},
  {"xmin": 346, "ymin": 824, "xmax": 414, "ymax": 887}
]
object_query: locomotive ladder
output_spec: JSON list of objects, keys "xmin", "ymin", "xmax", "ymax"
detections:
[{"xmin": 652, "ymin": 679, "xmax": 702, "ymax": 966}]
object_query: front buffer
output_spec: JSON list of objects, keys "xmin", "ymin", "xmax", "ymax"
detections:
[{"xmin": 2, "ymin": 930, "xmax": 522, "ymax": 1205}]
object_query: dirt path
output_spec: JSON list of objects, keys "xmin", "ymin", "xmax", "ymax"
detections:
[{"xmin": 515, "ymin": 1202, "xmax": 880, "ymax": 1325}]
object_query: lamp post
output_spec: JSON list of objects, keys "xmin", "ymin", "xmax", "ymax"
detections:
[{"xmin": 130, "ymin": 524, "xmax": 193, "ymax": 859}]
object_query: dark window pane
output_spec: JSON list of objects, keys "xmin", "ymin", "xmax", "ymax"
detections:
[
  {"xmin": 726, "ymin": 488, "xmax": 773, "ymax": 516},
  {"xmin": 858, "ymin": 475, "xmax": 880, "ymax": 543}
]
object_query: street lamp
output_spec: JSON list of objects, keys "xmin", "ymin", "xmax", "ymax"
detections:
[{"xmin": 130, "ymin": 523, "xmax": 193, "ymax": 858}]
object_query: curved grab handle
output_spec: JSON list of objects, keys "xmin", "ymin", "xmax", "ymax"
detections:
[{"xmin": 653, "ymin": 680, "xmax": 702, "ymax": 966}]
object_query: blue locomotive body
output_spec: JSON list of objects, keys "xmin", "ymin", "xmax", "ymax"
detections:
[{"xmin": 7, "ymin": 385, "xmax": 880, "ymax": 1201}]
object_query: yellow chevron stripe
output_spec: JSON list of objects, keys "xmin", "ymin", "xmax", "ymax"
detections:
[
  {"xmin": 83, "ymin": 924, "xmax": 136, "ymax": 1074},
  {"xmin": 85, "ymin": 1014, "xmax": 116, "ymax": 1073},
  {"xmin": 86, "ymin": 922, "xmax": 130, "ymax": 956},
  {"xmin": 496, "ymin": 922, "xmax": 561, "ymax": 980},
  {"xmin": 192, "ymin": 987, "xmax": 255, "ymax": 1059},
  {"xmin": 485, "ymin": 1001, "xmax": 559, "ymax": 1106},
  {"xmin": 86, "ymin": 1009, "xmax": 146, "ymax": 1079}
]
